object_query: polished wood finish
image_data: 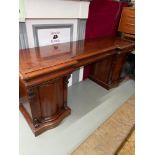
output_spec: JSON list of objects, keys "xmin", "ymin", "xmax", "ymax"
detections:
[
  {"xmin": 19, "ymin": 78, "xmax": 27, "ymax": 98},
  {"xmin": 118, "ymin": 7, "xmax": 135, "ymax": 38},
  {"xmin": 89, "ymin": 52, "xmax": 128, "ymax": 89},
  {"xmin": 19, "ymin": 37, "xmax": 134, "ymax": 136},
  {"xmin": 89, "ymin": 54, "xmax": 115, "ymax": 89},
  {"xmin": 20, "ymin": 76, "xmax": 71, "ymax": 136}
]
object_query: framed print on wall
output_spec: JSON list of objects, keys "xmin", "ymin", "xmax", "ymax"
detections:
[
  {"xmin": 33, "ymin": 24, "xmax": 73, "ymax": 47},
  {"xmin": 32, "ymin": 24, "xmax": 73, "ymax": 57}
]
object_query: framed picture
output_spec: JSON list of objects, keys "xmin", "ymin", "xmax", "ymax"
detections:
[
  {"xmin": 32, "ymin": 24, "xmax": 73, "ymax": 57},
  {"xmin": 33, "ymin": 24, "xmax": 73, "ymax": 47}
]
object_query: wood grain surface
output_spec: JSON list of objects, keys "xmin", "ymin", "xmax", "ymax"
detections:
[
  {"xmin": 20, "ymin": 37, "xmax": 134, "ymax": 81},
  {"xmin": 118, "ymin": 7, "xmax": 135, "ymax": 37},
  {"xmin": 19, "ymin": 37, "xmax": 134, "ymax": 136}
]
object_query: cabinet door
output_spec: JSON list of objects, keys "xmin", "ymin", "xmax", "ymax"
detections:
[
  {"xmin": 90, "ymin": 55, "xmax": 114, "ymax": 84},
  {"xmin": 89, "ymin": 54, "xmax": 115, "ymax": 89},
  {"xmin": 89, "ymin": 52, "xmax": 128, "ymax": 89},
  {"xmin": 38, "ymin": 78, "xmax": 64, "ymax": 120}
]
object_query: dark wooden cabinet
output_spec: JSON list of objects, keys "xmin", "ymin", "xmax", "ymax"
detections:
[
  {"xmin": 20, "ymin": 76, "xmax": 71, "ymax": 136},
  {"xmin": 89, "ymin": 51, "xmax": 128, "ymax": 89},
  {"xmin": 19, "ymin": 37, "xmax": 134, "ymax": 136},
  {"xmin": 89, "ymin": 54, "xmax": 115, "ymax": 89}
]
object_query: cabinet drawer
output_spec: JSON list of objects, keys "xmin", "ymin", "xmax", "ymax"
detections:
[{"xmin": 118, "ymin": 7, "xmax": 135, "ymax": 35}]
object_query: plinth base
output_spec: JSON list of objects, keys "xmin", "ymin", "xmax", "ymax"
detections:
[
  {"xmin": 88, "ymin": 76, "xmax": 119, "ymax": 90},
  {"xmin": 20, "ymin": 103, "xmax": 71, "ymax": 136}
]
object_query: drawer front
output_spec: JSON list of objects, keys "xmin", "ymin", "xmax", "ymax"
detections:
[
  {"xmin": 123, "ymin": 7, "xmax": 135, "ymax": 17},
  {"xmin": 118, "ymin": 7, "xmax": 135, "ymax": 35}
]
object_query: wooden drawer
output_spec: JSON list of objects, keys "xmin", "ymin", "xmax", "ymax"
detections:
[
  {"xmin": 118, "ymin": 7, "xmax": 135, "ymax": 35},
  {"xmin": 123, "ymin": 7, "xmax": 135, "ymax": 17},
  {"xmin": 123, "ymin": 16, "xmax": 135, "ymax": 25}
]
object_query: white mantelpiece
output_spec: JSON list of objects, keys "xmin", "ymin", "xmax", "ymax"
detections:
[{"xmin": 25, "ymin": 0, "xmax": 90, "ymax": 19}]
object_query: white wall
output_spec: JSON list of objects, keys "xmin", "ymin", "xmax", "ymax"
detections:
[
  {"xmin": 19, "ymin": 0, "xmax": 26, "ymax": 22},
  {"xmin": 25, "ymin": 0, "xmax": 90, "ymax": 19},
  {"xmin": 26, "ymin": 19, "xmax": 78, "ymax": 48}
]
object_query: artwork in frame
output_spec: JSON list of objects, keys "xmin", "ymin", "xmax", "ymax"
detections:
[{"xmin": 32, "ymin": 24, "xmax": 73, "ymax": 57}]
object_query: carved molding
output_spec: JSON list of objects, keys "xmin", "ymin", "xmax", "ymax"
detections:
[
  {"xmin": 27, "ymin": 88, "xmax": 35, "ymax": 101},
  {"xmin": 33, "ymin": 118, "xmax": 40, "ymax": 128}
]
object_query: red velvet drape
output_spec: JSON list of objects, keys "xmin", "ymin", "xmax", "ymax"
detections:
[{"xmin": 83, "ymin": 0, "xmax": 128, "ymax": 80}]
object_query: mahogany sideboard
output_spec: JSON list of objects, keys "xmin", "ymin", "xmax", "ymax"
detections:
[{"xmin": 19, "ymin": 37, "xmax": 134, "ymax": 136}]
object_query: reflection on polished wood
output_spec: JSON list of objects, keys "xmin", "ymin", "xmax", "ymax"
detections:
[{"xmin": 19, "ymin": 37, "xmax": 134, "ymax": 136}]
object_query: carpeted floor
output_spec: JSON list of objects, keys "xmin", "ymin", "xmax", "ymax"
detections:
[
  {"xmin": 117, "ymin": 129, "xmax": 135, "ymax": 155},
  {"xmin": 71, "ymin": 96, "xmax": 135, "ymax": 155}
]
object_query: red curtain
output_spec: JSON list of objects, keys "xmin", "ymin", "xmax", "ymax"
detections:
[{"xmin": 83, "ymin": 0, "xmax": 128, "ymax": 80}]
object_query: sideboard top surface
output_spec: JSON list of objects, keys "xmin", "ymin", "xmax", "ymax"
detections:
[{"xmin": 19, "ymin": 37, "xmax": 134, "ymax": 80}]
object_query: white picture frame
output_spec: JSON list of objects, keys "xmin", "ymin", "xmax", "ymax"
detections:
[{"xmin": 32, "ymin": 24, "xmax": 73, "ymax": 47}]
